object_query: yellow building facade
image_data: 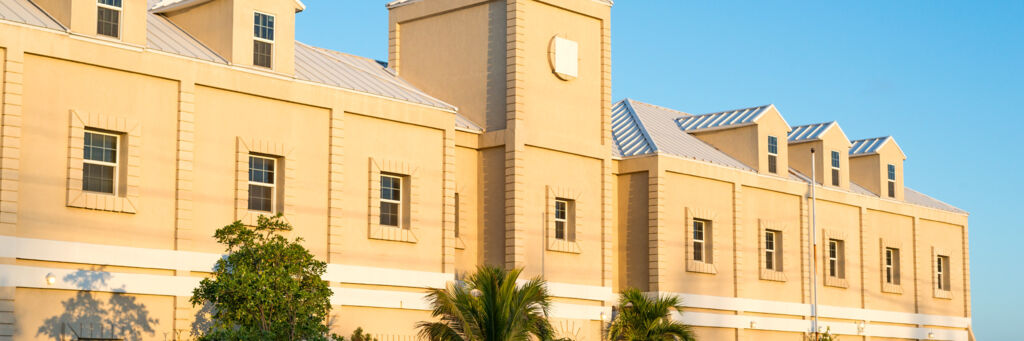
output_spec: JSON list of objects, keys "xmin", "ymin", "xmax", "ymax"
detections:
[{"xmin": 0, "ymin": 0, "xmax": 970, "ymax": 340}]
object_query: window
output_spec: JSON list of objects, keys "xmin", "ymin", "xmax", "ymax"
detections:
[
  {"xmin": 885, "ymin": 248, "xmax": 901, "ymax": 285},
  {"xmin": 248, "ymin": 155, "xmax": 276, "ymax": 212},
  {"xmin": 454, "ymin": 193, "xmax": 460, "ymax": 238},
  {"xmin": 831, "ymin": 151, "xmax": 841, "ymax": 186},
  {"xmin": 764, "ymin": 230, "xmax": 781, "ymax": 271},
  {"xmin": 554, "ymin": 199, "xmax": 569, "ymax": 240},
  {"xmin": 887, "ymin": 164, "xmax": 896, "ymax": 198},
  {"xmin": 936, "ymin": 255, "xmax": 951, "ymax": 291},
  {"xmin": 828, "ymin": 239, "xmax": 845, "ymax": 279},
  {"xmin": 83, "ymin": 130, "xmax": 119, "ymax": 194},
  {"xmin": 380, "ymin": 174, "xmax": 402, "ymax": 227},
  {"xmin": 767, "ymin": 136, "xmax": 778, "ymax": 174},
  {"xmin": 253, "ymin": 12, "xmax": 275, "ymax": 68},
  {"xmin": 692, "ymin": 219, "xmax": 711, "ymax": 262},
  {"xmin": 97, "ymin": 0, "xmax": 122, "ymax": 38}
]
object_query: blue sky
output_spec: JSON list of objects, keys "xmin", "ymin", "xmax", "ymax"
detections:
[{"xmin": 296, "ymin": 1, "xmax": 1022, "ymax": 339}]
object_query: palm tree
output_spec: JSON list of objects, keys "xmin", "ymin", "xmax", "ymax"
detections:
[
  {"xmin": 606, "ymin": 288, "xmax": 695, "ymax": 341},
  {"xmin": 417, "ymin": 265, "xmax": 557, "ymax": 341}
]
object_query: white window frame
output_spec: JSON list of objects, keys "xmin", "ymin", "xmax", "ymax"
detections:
[
  {"xmin": 885, "ymin": 247, "xmax": 898, "ymax": 284},
  {"xmin": 253, "ymin": 11, "xmax": 276, "ymax": 69},
  {"xmin": 83, "ymin": 130, "xmax": 120, "ymax": 195},
  {"xmin": 693, "ymin": 219, "xmax": 708, "ymax": 262},
  {"xmin": 887, "ymin": 164, "xmax": 897, "ymax": 198},
  {"xmin": 767, "ymin": 136, "xmax": 779, "ymax": 174},
  {"xmin": 554, "ymin": 199, "xmax": 569, "ymax": 240},
  {"xmin": 936, "ymin": 255, "xmax": 948, "ymax": 291},
  {"xmin": 248, "ymin": 154, "xmax": 277, "ymax": 213},
  {"xmin": 831, "ymin": 150, "xmax": 841, "ymax": 186},
  {"xmin": 96, "ymin": 0, "xmax": 122, "ymax": 39},
  {"xmin": 380, "ymin": 174, "xmax": 403, "ymax": 227},
  {"xmin": 765, "ymin": 230, "xmax": 779, "ymax": 271},
  {"xmin": 828, "ymin": 239, "xmax": 840, "ymax": 278}
]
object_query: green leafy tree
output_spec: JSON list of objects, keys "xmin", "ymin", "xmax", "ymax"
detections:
[
  {"xmin": 606, "ymin": 288, "xmax": 695, "ymax": 341},
  {"xmin": 190, "ymin": 215, "xmax": 336, "ymax": 340},
  {"xmin": 805, "ymin": 327, "xmax": 838, "ymax": 341},
  {"xmin": 416, "ymin": 265, "xmax": 557, "ymax": 341},
  {"xmin": 347, "ymin": 327, "xmax": 378, "ymax": 341}
]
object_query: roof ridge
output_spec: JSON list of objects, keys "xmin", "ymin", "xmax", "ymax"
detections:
[
  {"xmin": 695, "ymin": 103, "xmax": 773, "ymax": 117},
  {"xmin": 619, "ymin": 99, "xmax": 659, "ymax": 153},
  {"xmin": 791, "ymin": 120, "xmax": 836, "ymax": 129},
  {"xmin": 851, "ymin": 135, "xmax": 891, "ymax": 142},
  {"xmin": 625, "ymin": 98, "xmax": 692, "ymax": 117},
  {"xmin": 297, "ymin": 41, "xmax": 457, "ymax": 111}
]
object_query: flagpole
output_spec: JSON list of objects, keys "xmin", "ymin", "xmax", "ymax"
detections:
[{"xmin": 810, "ymin": 148, "xmax": 820, "ymax": 335}]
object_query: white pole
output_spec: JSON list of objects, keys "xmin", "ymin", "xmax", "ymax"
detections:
[{"xmin": 810, "ymin": 148, "xmax": 820, "ymax": 335}]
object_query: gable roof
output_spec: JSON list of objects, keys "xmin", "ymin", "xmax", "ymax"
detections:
[
  {"xmin": 675, "ymin": 104, "xmax": 791, "ymax": 133},
  {"xmin": 789, "ymin": 121, "xmax": 837, "ymax": 143},
  {"xmin": 612, "ymin": 99, "xmax": 754, "ymax": 170},
  {"xmin": 147, "ymin": 12, "xmax": 226, "ymax": 63},
  {"xmin": 850, "ymin": 136, "xmax": 904, "ymax": 157},
  {"xmin": 0, "ymin": 0, "xmax": 64, "ymax": 31},
  {"xmin": 386, "ymin": 0, "xmax": 613, "ymax": 9},
  {"xmin": 150, "ymin": 0, "xmax": 306, "ymax": 13}
]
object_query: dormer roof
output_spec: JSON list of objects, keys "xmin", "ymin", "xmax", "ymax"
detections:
[
  {"xmin": 850, "ymin": 136, "xmax": 905, "ymax": 158},
  {"xmin": 788, "ymin": 121, "xmax": 850, "ymax": 144},
  {"xmin": 675, "ymin": 104, "xmax": 788, "ymax": 133},
  {"xmin": 150, "ymin": 0, "xmax": 307, "ymax": 13}
]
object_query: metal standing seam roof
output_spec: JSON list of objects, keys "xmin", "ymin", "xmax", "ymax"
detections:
[
  {"xmin": 294, "ymin": 42, "xmax": 456, "ymax": 111},
  {"xmin": 0, "ymin": 0, "xmax": 64, "ymax": 31},
  {"xmin": 612, "ymin": 99, "xmax": 754, "ymax": 171},
  {"xmin": 150, "ymin": 0, "xmax": 306, "ymax": 13},
  {"xmin": 386, "ymin": 0, "xmax": 614, "ymax": 8},
  {"xmin": 455, "ymin": 114, "xmax": 483, "ymax": 132},
  {"xmin": 675, "ymin": 104, "xmax": 774, "ymax": 132},
  {"xmin": 849, "ymin": 136, "xmax": 893, "ymax": 156},
  {"xmin": 146, "ymin": 13, "xmax": 226, "ymax": 63},
  {"xmin": 788, "ymin": 121, "xmax": 836, "ymax": 143},
  {"xmin": 789, "ymin": 168, "xmax": 965, "ymax": 214}
]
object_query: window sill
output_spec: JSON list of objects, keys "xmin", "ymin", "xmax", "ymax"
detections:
[
  {"xmin": 759, "ymin": 269, "xmax": 787, "ymax": 282},
  {"xmin": 882, "ymin": 283, "xmax": 903, "ymax": 294},
  {"xmin": 824, "ymin": 276, "xmax": 849, "ymax": 288},
  {"xmin": 454, "ymin": 237, "xmax": 466, "ymax": 250},
  {"xmin": 67, "ymin": 190, "xmax": 136, "ymax": 214},
  {"xmin": 686, "ymin": 260, "xmax": 717, "ymax": 274},
  {"xmin": 546, "ymin": 239, "xmax": 581, "ymax": 254},
  {"xmin": 933, "ymin": 289, "xmax": 953, "ymax": 300},
  {"xmin": 369, "ymin": 224, "xmax": 418, "ymax": 244}
]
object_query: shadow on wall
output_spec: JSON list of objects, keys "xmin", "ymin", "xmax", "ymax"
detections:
[{"xmin": 35, "ymin": 268, "xmax": 159, "ymax": 341}]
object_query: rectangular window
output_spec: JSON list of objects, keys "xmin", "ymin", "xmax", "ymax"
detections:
[
  {"xmin": 828, "ymin": 239, "xmax": 845, "ymax": 279},
  {"xmin": 887, "ymin": 164, "xmax": 896, "ymax": 198},
  {"xmin": 454, "ymin": 193, "xmax": 460, "ymax": 238},
  {"xmin": 764, "ymin": 230, "xmax": 781, "ymax": 271},
  {"xmin": 885, "ymin": 247, "xmax": 901, "ymax": 285},
  {"xmin": 831, "ymin": 151, "xmax": 841, "ymax": 186},
  {"xmin": 936, "ymin": 255, "xmax": 951, "ymax": 291},
  {"xmin": 692, "ymin": 219, "xmax": 711, "ymax": 262},
  {"xmin": 767, "ymin": 136, "xmax": 778, "ymax": 174},
  {"xmin": 83, "ymin": 130, "xmax": 119, "ymax": 194},
  {"xmin": 247, "ymin": 155, "xmax": 276, "ymax": 212},
  {"xmin": 253, "ymin": 12, "xmax": 275, "ymax": 68},
  {"xmin": 554, "ymin": 199, "xmax": 568, "ymax": 240},
  {"xmin": 97, "ymin": 0, "xmax": 122, "ymax": 38},
  {"xmin": 379, "ymin": 174, "xmax": 402, "ymax": 227}
]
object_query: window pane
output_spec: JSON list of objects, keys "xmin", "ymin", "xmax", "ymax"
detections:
[
  {"xmin": 765, "ymin": 251, "xmax": 774, "ymax": 270},
  {"xmin": 380, "ymin": 201, "xmax": 399, "ymax": 226},
  {"xmin": 82, "ymin": 163, "xmax": 114, "ymax": 194},
  {"xmin": 887, "ymin": 164, "xmax": 896, "ymax": 180},
  {"xmin": 97, "ymin": 7, "xmax": 120, "ymax": 38},
  {"xmin": 98, "ymin": 0, "xmax": 121, "ymax": 7},
  {"xmin": 254, "ymin": 13, "xmax": 275, "ymax": 40},
  {"xmin": 693, "ymin": 241, "xmax": 703, "ymax": 261},
  {"xmin": 84, "ymin": 132, "xmax": 117, "ymax": 163},
  {"xmin": 831, "ymin": 151, "xmax": 840, "ymax": 168},
  {"xmin": 381, "ymin": 176, "xmax": 401, "ymax": 201},
  {"xmin": 248, "ymin": 184, "xmax": 272, "ymax": 212},
  {"xmin": 768, "ymin": 155, "xmax": 777, "ymax": 174},
  {"xmin": 555, "ymin": 221, "xmax": 565, "ymax": 239},
  {"xmin": 249, "ymin": 156, "xmax": 275, "ymax": 184},
  {"xmin": 254, "ymin": 41, "xmax": 273, "ymax": 68},
  {"xmin": 768, "ymin": 136, "xmax": 778, "ymax": 154},
  {"xmin": 888, "ymin": 181, "xmax": 895, "ymax": 198}
]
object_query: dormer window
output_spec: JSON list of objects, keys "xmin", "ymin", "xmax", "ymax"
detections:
[
  {"xmin": 887, "ymin": 164, "xmax": 896, "ymax": 198},
  {"xmin": 253, "ymin": 12, "xmax": 275, "ymax": 68},
  {"xmin": 831, "ymin": 151, "xmax": 840, "ymax": 186},
  {"xmin": 97, "ymin": 0, "xmax": 122, "ymax": 39},
  {"xmin": 767, "ymin": 136, "xmax": 778, "ymax": 174}
]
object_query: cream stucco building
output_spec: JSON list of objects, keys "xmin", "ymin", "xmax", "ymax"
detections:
[{"xmin": 0, "ymin": 0, "xmax": 971, "ymax": 340}]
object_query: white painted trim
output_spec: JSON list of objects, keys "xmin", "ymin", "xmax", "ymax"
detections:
[
  {"xmin": 325, "ymin": 264, "xmax": 452, "ymax": 289},
  {"xmin": 676, "ymin": 311, "xmax": 966, "ymax": 341},
  {"xmin": 535, "ymin": 280, "xmax": 616, "ymax": 302}
]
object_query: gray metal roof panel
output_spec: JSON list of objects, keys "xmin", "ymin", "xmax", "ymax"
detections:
[
  {"xmin": 789, "ymin": 121, "xmax": 835, "ymax": 143},
  {"xmin": 676, "ymin": 104, "xmax": 772, "ymax": 132},
  {"xmin": 146, "ymin": 13, "xmax": 226, "ymax": 63},
  {"xmin": 611, "ymin": 100, "xmax": 655, "ymax": 157},
  {"xmin": 850, "ymin": 136, "xmax": 890, "ymax": 156},
  {"xmin": 905, "ymin": 187, "xmax": 967, "ymax": 214},
  {"xmin": 616, "ymin": 99, "xmax": 754, "ymax": 170},
  {"xmin": 294, "ymin": 42, "xmax": 456, "ymax": 111},
  {"xmin": 455, "ymin": 114, "xmax": 483, "ymax": 132},
  {"xmin": 0, "ymin": 0, "xmax": 64, "ymax": 31}
]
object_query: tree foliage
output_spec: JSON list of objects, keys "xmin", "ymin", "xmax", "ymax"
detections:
[
  {"xmin": 606, "ymin": 288, "xmax": 695, "ymax": 341},
  {"xmin": 190, "ymin": 215, "xmax": 335, "ymax": 340},
  {"xmin": 416, "ymin": 265, "xmax": 558, "ymax": 341}
]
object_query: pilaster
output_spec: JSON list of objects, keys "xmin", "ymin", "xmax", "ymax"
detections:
[
  {"xmin": 801, "ymin": 195, "xmax": 811, "ymax": 304},
  {"xmin": 732, "ymin": 183, "xmax": 743, "ymax": 298},
  {"xmin": 504, "ymin": 0, "xmax": 527, "ymax": 269},
  {"xmin": 0, "ymin": 48, "xmax": 22, "ymax": 237},
  {"xmin": 912, "ymin": 216, "xmax": 921, "ymax": 313},
  {"xmin": 0, "ymin": 286, "xmax": 12, "ymax": 341},
  {"xmin": 962, "ymin": 223, "xmax": 971, "ymax": 318},
  {"xmin": 328, "ymin": 111, "xmax": 344, "ymax": 263},
  {"xmin": 175, "ymin": 81, "xmax": 196, "ymax": 251},
  {"xmin": 442, "ymin": 128, "xmax": 456, "ymax": 273},
  {"xmin": 600, "ymin": 159, "xmax": 612, "ymax": 287},
  {"xmin": 859, "ymin": 207, "xmax": 869, "ymax": 309},
  {"xmin": 173, "ymin": 272, "xmax": 192, "ymax": 339},
  {"xmin": 647, "ymin": 169, "xmax": 665, "ymax": 291}
]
